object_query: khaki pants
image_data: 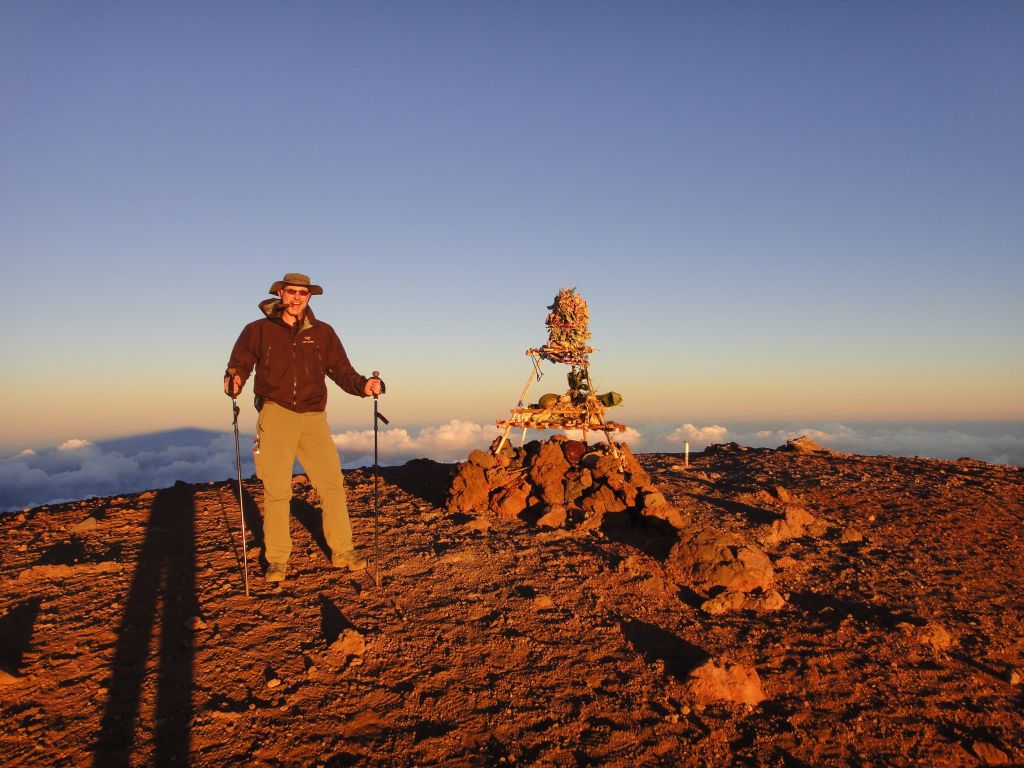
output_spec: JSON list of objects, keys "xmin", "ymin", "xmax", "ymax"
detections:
[{"xmin": 254, "ymin": 402, "xmax": 353, "ymax": 564}]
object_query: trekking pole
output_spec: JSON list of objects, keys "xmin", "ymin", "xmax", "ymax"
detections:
[
  {"xmin": 370, "ymin": 371, "xmax": 389, "ymax": 589},
  {"xmin": 231, "ymin": 396, "xmax": 251, "ymax": 596}
]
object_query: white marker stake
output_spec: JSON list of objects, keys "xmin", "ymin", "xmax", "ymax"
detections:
[{"xmin": 684, "ymin": 441, "xmax": 690, "ymax": 467}]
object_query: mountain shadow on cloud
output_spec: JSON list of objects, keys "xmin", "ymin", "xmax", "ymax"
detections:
[
  {"xmin": 95, "ymin": 428, "xmax": 253, "ymax": 454},
  {"xmin": 1, "ymin": 428, "xmax": 259, "ymax": 513}
]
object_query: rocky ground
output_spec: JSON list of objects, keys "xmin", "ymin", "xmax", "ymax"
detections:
[{"xmin": 1, "ymin": 441, "xmax": 1022, "ymax": 767}]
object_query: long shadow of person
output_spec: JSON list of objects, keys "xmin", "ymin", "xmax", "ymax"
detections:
[{"xmin": 93, "ymin": 482, "xmax": 198, "ymax": 767}]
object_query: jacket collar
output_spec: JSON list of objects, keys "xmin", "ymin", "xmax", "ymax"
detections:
[{"xmin": 258, "ymin": 298, "xmax": 317, "ymax": 331}]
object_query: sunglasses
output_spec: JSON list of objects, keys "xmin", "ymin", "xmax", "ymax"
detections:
[{"xmin": 281, "ymin": 288, "xmax": 311, "ymax": 298}]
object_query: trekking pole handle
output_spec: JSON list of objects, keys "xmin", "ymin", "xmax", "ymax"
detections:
[{"xmin": 371, "ymin": 371, "xmax": 385, "ymax": 399}]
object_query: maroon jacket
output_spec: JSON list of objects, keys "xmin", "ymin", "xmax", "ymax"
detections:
[{"xmin": 227, "ymin": 299, "xmax": 368, "ymax": 412}]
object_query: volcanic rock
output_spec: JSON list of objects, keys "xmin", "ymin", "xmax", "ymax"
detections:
[
  {"xmin": 536, "ymin": 505, "xmax": 567, "ymax": 528},
  {"xmin": 761, "ymin": 504, "xmax": 821, "ymax": 546},
  {"xmin": 703, "ymin": 588, "xmax": 787, "ymax": 615},
  {"xmin": 70, "ymin": 516, "xmax": 98, "ymax": 533},
  {"xmin": 447, "ymin": 461, "xmax": 489, "ymax": 513},
  {"xmin": 467, "ymin": 449, "xmax": 497, "ymax": 470},
  {"xmin": 529, "ymin": 442, "xmax": 569, "ymax": 505},
  {"xmin": 700, "ymin": 591, "xmax": 745, "ymax": 615},
  {"xmin": 917, "ymin": 622, "xmax": 954, "ymax": 651},
  {"xmin": 492, "ymin": 483, "xmax": 531, "ymax": 517},
  {"xmin": 668, "ymin": 527, "xmax": 774, "ymax": 595},
  {"xmin": 840, "ymin": 526, "xmax": 865, "ymax": 544},
  {"xmin": 971, "ymin": 741, "xmax": 1010, "ymax": 765},
  {"xmin": 687, "ymin": 660, "xmax": 766, "ymax": 706},
  {"xmin": 330, "ymin": 628, "xmax": 366, "ymax": 659},
  {"xmin": 638, "ymin": 490, "xmax": 688, "ymax": 529},
  {"xmin": 780, "ymin": 435, "xmax": 829, "ymax": 454}
]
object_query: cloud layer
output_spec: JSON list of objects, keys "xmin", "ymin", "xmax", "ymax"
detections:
[
  {"xmin": 2, "ymin": 421, "xmax": 1021, "ymax": 512},
  {"xmin": 0, "ymin": 431, "xmax": 251, "ymax": 511},
  {"xmin": 332, "ymin": 420, "xmax": 501, "ymax": 467},
  {"xmin": 738, "ymin": 423, "xmax": 1024, "ymax": 467}
]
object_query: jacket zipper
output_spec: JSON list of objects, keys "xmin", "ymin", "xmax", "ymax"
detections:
[{"xmin": 291, "ymin": 338, "xmax": 298, "ymax": 407}]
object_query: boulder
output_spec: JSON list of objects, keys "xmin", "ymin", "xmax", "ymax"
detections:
[
  {"xmin": 687, "ymin": 660, "xmax": 765, "ymax": 706},
  {"xmin": 917, "ymin": 622, "xmax": 953, "ymax": 651},
  {"xmin": 329, "ymin": 628, "xmax": 366, "ymax": 659},
  {"xmin": 779, "ymin": 435, "xmax": 828, "ymax": 453},
  {"xmin": 70, "ymin": 516, "xmax": 98, "ymax": 533},
  {"xmin": 536, "ymin": 505, "xmax": 567, "ymax": 528},
  {"xmin": 529, "ymin": 442, "xmax": 569, "ymax": 505},
  {"xmin": 761, "ymin": 505, "xmax": 818, "ymax": 546},
  {"xmin": 562, "ymin": 440, "xmax": 586, "ymax": 465},
  {"xmin": 581, "ymin": 484, "xmax": 627, "ymax": 519},
  {"xmin": 447, "ymin": 462, "xmax": 489, "ymax": 513},
  {"xmin": 971, "ymin": 741, "xmax": 1009, "ymax": 765},
  {"xmin": 467, "ymin": 449, "xmax": 497, "ymax": 470},
  {"xmin": 840, "ymin": 527, "xmax": 864, "ymax": 544},
  {"xmin": 669, "ymin": 527, "xmax": 774, "ymax": 594},
  {"xmin": 491, "ymin": 483, "xmax": 531, "ymax": 517},
  {"xmin": 638, "ymin": 491, "xmax": 687, "ymax": 529},
  {"xmin": 700, "ymin": 588, "xmax": 786, "ymax": 615}
]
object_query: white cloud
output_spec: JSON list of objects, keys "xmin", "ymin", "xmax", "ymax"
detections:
[
  {"xmin": 58, "ymin": 438, "xmax": 94, "ymax": 452},
  {"xmin": 665, "ymin": 424, "xmax": 730, "ymax": 448},
  {"xmin": 560, "ymin": 426, "xmax": 645, "ymax": 449},
  {"xmin": 333, "ymin": 419, "xmax": 500, "ymax": 466}
]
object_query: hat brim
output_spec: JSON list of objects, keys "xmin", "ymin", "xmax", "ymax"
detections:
[{"xmin": 269, "ymin": 281, "xmax": 323, "ymax": 295}]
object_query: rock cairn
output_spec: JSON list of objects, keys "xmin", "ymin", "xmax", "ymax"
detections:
[
  {"xmin": 446, "ymin": 437, "xmax": 685, "ymax": 531},
  {"xmin": 447, "ymin": 437, "xmax": 787, "ymax": 618}
]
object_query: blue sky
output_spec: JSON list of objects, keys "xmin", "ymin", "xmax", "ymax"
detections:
[{"xmin": 1, "ymin": 2, "xmax": 1022, "ymax": 483}]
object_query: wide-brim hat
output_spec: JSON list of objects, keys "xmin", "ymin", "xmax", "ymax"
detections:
[{"xmin": 268, "ymin": 272, "xmax": 323, "ymax": 295}]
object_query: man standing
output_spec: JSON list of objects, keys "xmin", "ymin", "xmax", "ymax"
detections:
[{"xmin": 224, "ymin": 272, "xmax": 383, "ymax": 583}]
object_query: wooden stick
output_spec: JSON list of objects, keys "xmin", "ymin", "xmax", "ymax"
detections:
[{"xmin": 494, "ymin": 353, "xmax": 544, "ymax": 454}]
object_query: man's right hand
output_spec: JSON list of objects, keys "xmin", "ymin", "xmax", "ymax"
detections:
[{"xmin": 224, "ymin": 373, "xmax": 242, "ymax": 397}]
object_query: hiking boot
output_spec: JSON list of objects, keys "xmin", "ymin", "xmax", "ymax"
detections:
[
  {"xmin": 265, "ymin": 562, "xmax": 287, "ymax": 582},
  {"xmin": 331, "ymin": 549, "xmax": 368, "ymax": 572}
]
